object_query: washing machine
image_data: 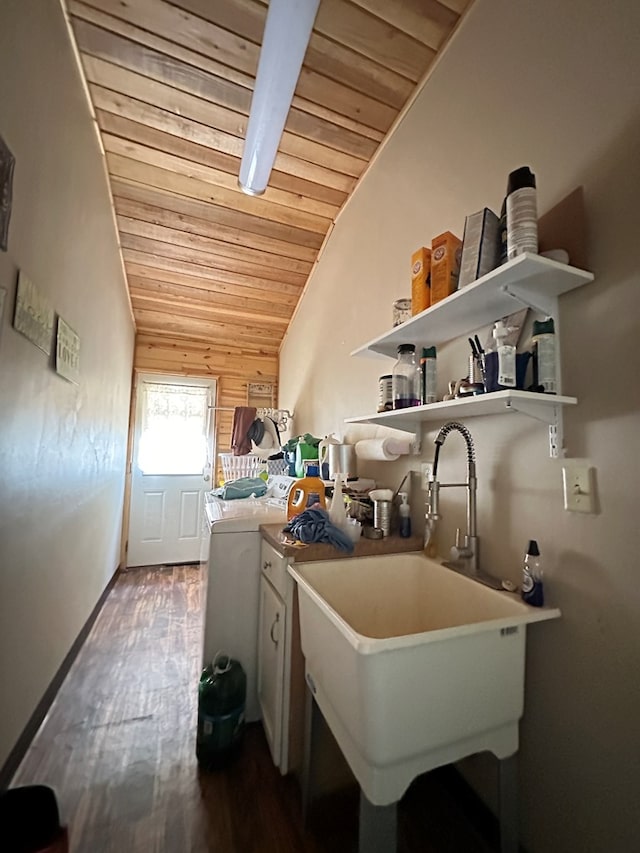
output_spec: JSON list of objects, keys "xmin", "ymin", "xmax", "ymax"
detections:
[{"xmin": 202, "ymin": 475, "xmax": 295, "ymax": 721}]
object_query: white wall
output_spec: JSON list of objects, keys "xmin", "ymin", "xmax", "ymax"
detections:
[
  {"xmin": 280, "ymin": 1, "xmax": 640, "ymax": 850},
  {"xmin": 0, "ymin": 0, "xmax": 135, "ymax": 769}
]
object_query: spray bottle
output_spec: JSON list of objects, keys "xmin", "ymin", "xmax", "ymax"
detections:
[
  {"xmin": 506, "ymin": 166, "xmax": 538, "ymax": 259},
  {"xmin": 329, "ymin": 473, "xmax": 347, "ymax": 529}
]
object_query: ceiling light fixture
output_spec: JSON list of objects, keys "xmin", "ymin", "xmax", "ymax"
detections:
[{"xmin": 238, "ymin": 0, "xmax": 320, "ymax": 196}]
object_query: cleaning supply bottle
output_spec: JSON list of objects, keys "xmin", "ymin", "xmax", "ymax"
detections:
[
  {"xmin": 506, "ymin": 166, "xmax": 538, "ymax": 259},
  {"xmin": 286, "ymin": 462, "xmax": 326, "ymax": 520},
  {"xmin": 531, "ymin": 318, "xmax": 556, "ymax": 394},
  {"xmin": 328, "ymin": 473, "xmax": 347, "ymax": 529},
  {"xmin": 493, "ymin": 319, "xmax": 516, "ymax": 388},
  {"xmin": 420, "ymin": 346, "xmax": 437, "ymax": 404},
  {"xmin": 398, "ymin": 492, "xmax": 411, "ymax": 538},
  {"xmin": 521, "ymin": 540, "xmax": 544, "ymax": 607}
]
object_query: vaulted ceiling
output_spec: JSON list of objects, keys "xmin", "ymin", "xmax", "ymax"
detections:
[{"xmin": 65, "ymin": 0, "xmax": 473, "ymax": 357}]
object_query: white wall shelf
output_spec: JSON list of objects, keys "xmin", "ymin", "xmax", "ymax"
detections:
[
  {"xmin": 346, "ymin": 390, "xmax": 577, "ymax": 433},
  {"xmin": 347, "ymin": 252, "xmax": 594, "ymax": 456},
  {"xmin": 351, "ymin": 253, "xmax": 594, "ymax": 360}
]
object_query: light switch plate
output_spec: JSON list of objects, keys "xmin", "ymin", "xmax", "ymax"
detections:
[{"xmin": 562, "ymin": 461, "xmax": 596, "ymax": 513}]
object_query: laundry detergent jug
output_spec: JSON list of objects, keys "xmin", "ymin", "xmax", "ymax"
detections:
[{"xmin": 196, "ymin": 653, "xmax": 246, "ymax": 770}]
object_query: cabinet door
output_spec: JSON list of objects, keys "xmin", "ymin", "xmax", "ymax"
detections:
[{"xmin": 258, "ymin": 574, "xmax": 286, "ymax": 768}]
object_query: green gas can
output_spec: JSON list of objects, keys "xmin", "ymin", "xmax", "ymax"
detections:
[{"xmin": 196, "ymin": 653, "xmax": 246, "ymax": 770}]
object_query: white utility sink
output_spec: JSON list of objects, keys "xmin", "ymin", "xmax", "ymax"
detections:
[{"xmin": 288, "ymin": 552, "xmax": 560, "ymax": 806}]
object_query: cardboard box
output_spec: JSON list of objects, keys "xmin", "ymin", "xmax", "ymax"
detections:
[
  {"xmin": 458, "ymin": 208, "xmax": 500, "ymax": 288},
  {"xmin": 410, "ymin": 247, "xmax": 431, "ymax": 315},
  {"xmin": 430, "ymin": 231, "xmax": 462, "ymax": 304}
]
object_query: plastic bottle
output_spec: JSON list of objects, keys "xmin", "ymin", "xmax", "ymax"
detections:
[
  {"xmin": 196, "ymin": 653, "xmax": 246, "ymax": 769},
  {"xmin": 506, "ymin": 166, "xmax": 538, "ymax": 259},
  {"xmin": 521, "ymin": 540, "xmax": 544, "ymax": 607},
  {"xmin": 329, "ymin": 473, "xmax": 347, "ymax": 528},
  {"xmin": 498, "ymin": 197, "xmax": 508, "ymax": 265},
  {"xmin": 420, "ymin": 346, "xmax": 437, "ymax": 404},
  {"xmin": 531, "ymin": 318, "xmax": 557, "ymax": 394},
  {"xmin": 286, "ymin": 461, "xmax": 326, "ymax": 520},
  {"xmin": 398, "ymin": 492, "xmax": 411, "ymax": 538},
  {"xmin": 392, "ymin": 344, "xmax": 420, "ymax": 409},
  {"xmin": 493, "ymin": 319, "xmax": 516, "ymax": 388}
]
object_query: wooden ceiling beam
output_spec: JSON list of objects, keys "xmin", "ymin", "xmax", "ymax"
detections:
[
  {"xmin": 128, "ymin": 277, "xmax": 296, "ymax": 316},
  {"xmin": 91, "ymin": 89, "xmax": 356, "ymax": 193},
  {"xmin": 110, "ymin": 180, "xmax": 325, "ymax": 249},
  {"xmin": 122, "ymin": 252, "xmax": 304, "ymax": 299},
  {"xmin": 113, "ymin": 196, "xmax": 318, "ymax": 262},
  {"xmin": 106, "ymin": 153, "xmax": 333, "ymax": 233},
  {"xmin": 119, "ymin": 233, "xmax": 308, "ymax": 288},
  {"xmin": 125, "ymin": 267, "xmax": 299, "ymax": 307},
  {"xmin": 103, "ymin": 136, "xmax": 340, "ymax": 221},
  {"xmin": 117, "ymin": 216, "xmax": 313, "ymax": 276},
  {"xmin": 99, "ymin": 112, "xmax": 350, "ymax": 207}
]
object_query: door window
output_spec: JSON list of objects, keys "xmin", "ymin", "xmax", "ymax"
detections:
[{"xmin": 137, "ymin": 381, "xmax": 209, "ymax": 475}]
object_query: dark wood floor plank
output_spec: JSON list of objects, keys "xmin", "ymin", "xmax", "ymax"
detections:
[{"xmin": 12, "ymin": 564, "xmax": 497, "ymax": 853}]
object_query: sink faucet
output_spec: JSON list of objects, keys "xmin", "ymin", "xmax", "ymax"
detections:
[{"xmin": 425, "ymin": 421, "xmax": 502, "ymax": 590}]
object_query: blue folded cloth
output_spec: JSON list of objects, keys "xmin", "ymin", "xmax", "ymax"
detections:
[{"xmin": 284, "ymin": 507, "xmax": 354, "ymax": 553}]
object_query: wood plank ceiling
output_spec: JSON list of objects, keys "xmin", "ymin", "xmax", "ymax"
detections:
[{"xmin": 66, "ymin": 0, "xmax": 473, "ymax": 357}]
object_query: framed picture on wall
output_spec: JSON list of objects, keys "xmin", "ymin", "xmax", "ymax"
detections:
[
  {"xmin": 0, "ymin": 134, "xmax": 15, "ymax": 252},
  {"xmin": 13, "ymin": 270, "xmax": 54, "ymax": 354},
  {"xmin": 55, "ymin": 316, "xmax": 80, "ymax": 384}
]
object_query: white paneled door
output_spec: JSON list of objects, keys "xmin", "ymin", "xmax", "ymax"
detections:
[{"xmin": 127, "ymin": 373, "xmax": 216, "ymax": 567}]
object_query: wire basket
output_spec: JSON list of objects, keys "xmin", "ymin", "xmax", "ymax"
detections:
[
  {"xmin": 219, "ymin": 453, "xmax": 260, "ymax": 481},
  {"xmin": 219, "ymin": 453, "xmax": 288, "ymax": 482}
]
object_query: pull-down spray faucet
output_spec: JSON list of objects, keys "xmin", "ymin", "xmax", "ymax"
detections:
[{"xmin": 425, "ymin": 421, "xmax": 502, "ymax": 590}]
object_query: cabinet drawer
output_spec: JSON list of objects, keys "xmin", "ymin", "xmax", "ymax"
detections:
[{"xmin": 261, "ymin": 540, "xmax": 289, "ymax": 597}]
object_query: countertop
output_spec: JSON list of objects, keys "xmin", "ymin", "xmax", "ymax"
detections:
[{"xmin": 259, "ymin": 523, "xmax": 423, "ymax": 562}]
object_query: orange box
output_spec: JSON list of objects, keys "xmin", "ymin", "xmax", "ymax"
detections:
[
  {"xmin": 430, "ymin": 231, "xmax": 462, "ymax": 305},
  {"xmin": 411, "ymin": 247, "xmax": 431, "ymax": 315}
]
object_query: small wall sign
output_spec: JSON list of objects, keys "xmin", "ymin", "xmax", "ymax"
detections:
[
  {"xmin": 56, "ymin": 317, "xmax": 80, "ymax": 384},
  {"xmin": 13, "ymin": 270, "xmax": 54, "ymax": 354},
  {"xmin": 0, "ymin": 133, "xmax": 15, "ymax": 252}
]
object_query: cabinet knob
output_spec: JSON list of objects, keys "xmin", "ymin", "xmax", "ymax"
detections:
[
  {"xmin": 270, "ymin": 613, "xmax": 280, "ymax": 646},
  {"xmin": 263, "ymin": 560, "xmax": 272, "ymax": 570}
]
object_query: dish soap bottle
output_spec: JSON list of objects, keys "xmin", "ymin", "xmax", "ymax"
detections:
[
  {"xmin": 521, "ymin": 540, "xmax": 544, "ymax": 606},
  {"xmin": 398, "ymin": 492, "xmax": 411, "ymax": 538}
]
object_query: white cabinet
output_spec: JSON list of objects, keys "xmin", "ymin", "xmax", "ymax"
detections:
[
  {"xmin": 348, "ymin": 252, "xmax": 594, "ymax": 455},
  {"xmin": 258, "ymin": 539, "xmax": 305, "ymax": 774},
  {"xmin": 258, "ymin": 573, "xmax": 286, "ymax": 766}
]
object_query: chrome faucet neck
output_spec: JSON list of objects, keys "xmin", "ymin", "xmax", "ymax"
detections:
[{"xmin": 427, "ymin": 421, "xmax": 479, "ymax": 575}]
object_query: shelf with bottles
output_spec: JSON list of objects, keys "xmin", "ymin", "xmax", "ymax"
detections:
[
  {"xmin": 351, "ymin": 253, "xmax": 594, "ymax": 360},
  {"xmin": 345, "ymin": 389, "xmax": 577, "ymax": 434}
]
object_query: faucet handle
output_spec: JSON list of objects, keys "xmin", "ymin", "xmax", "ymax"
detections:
[{"xmin": 451, "ymin": 528, "xmax": 472, "ymax": 562}]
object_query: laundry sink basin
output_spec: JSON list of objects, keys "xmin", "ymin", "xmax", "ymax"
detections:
[{"xmin": 288, "ymin": 552, "xmax": 560, "ymax": 806}]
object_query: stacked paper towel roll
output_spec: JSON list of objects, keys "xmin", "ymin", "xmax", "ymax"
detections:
[{"xmin": 354, "ymin": 437, "xmax": 412, "ymax": 461}]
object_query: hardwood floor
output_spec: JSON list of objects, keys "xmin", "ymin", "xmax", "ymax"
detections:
[{"xmin": 12, "ymin": 565, "xmax": 497, "ymax": 853}]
